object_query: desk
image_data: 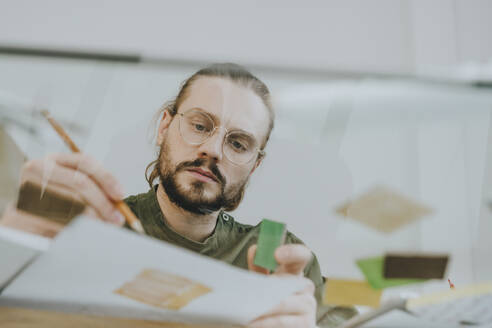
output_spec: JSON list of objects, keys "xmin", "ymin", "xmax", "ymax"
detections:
[{"xmin": 0, "ymin": 307, "xmax": 239, "ymax": 328}]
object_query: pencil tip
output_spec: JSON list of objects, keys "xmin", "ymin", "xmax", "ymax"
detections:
[{"xmin": 132, "ymin": 221, "xmax": 145, "ymax": 234}]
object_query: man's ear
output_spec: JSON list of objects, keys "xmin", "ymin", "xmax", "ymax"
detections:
[
  {"xmin": 250, "ymin": 156, "xmax": 263, "ymax": 175},
  {"xmin": 156, "ymin": 111, "xmax": 173, "ymax": 145}
]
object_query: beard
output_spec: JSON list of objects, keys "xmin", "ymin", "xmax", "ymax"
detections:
[{"xmin": 157, "ymin": 141, "xmax": 249, "ymax": 215}]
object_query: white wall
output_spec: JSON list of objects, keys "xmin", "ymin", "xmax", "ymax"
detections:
[{"xmin": 1, "ymin": 0, "xmax": 491, "ymax": 74}]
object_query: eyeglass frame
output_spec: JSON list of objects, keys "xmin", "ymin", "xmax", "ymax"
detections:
[{"xmin": 175, "ymin": 108, "xmax": 266, "ymax": 165}]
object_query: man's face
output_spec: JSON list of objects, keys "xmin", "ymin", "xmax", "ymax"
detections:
[{"xmin": 156, "ymin": 77, "xmax": 270, "ymax": 215}]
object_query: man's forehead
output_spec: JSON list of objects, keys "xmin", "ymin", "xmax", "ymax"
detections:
[{"xmin": 178, "ymin": 77, "xmax": 270, "ymax": 138}]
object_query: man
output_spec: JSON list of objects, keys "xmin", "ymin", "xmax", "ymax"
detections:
[{"xmin": 2, "ymin": 64, "xmax": 355, "ymax": 327}]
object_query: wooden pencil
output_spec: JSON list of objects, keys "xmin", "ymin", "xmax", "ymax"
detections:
[{"xmin": 40, "ymin": 110, "xmax": 145, "ymax": 234}]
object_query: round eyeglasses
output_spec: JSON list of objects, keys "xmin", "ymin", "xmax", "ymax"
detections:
[{"xmin": 177, "ymin": 108, "xmax": 265, "ymax": 165}]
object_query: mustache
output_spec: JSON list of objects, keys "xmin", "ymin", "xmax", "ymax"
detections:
[{"xmin": 175, "ymin": 158, "xmax": 226, "ymax": 185}]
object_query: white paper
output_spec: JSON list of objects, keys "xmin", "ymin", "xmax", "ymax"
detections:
[
  {"xmin": 0, "ymin": 217, "xmax": 305, "ymax": 326},
  {"xmin": 360, "ymin": 309, "xmax": 457, "ymax": 328},
  {"xmin": 409, "ymin": 293, "xmax": 492, "ymax": 326},
  {"xmin": 0, "ymin": 226, "xmax": 51, "ymax": 290}
]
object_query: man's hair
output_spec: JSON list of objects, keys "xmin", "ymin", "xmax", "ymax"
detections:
[{"xmin": 145, "ymin": 63, "xmax": 275, "ymax": 188}]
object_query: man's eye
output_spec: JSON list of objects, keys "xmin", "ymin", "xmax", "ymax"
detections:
[
  {"xmin": 191, "ymin": 121, "xmax": 211, "ymax": 133},
  {"xmin": 230, "ymin": 140, "xmax": 247, "ymax": 152}
]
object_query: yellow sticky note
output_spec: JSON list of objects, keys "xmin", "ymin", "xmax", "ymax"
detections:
[{"xmin": 324, "ymin": 279, "xmax": 382, "ymax": 308}]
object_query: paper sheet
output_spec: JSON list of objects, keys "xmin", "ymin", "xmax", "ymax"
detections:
[
  {"xmin": 407, "ymin": 283, "xmax": 492, "ymax": 326},
  {"xmin": 0, "ymin": 226, "xmax": 51, "ymax": 290},
  {"xmin": 0, "ymin": 217, "xmax": 305, "ymax": 326},
  {"xmin": 359, "ymin": 309, "xmax": 456, "ymax": 328}
]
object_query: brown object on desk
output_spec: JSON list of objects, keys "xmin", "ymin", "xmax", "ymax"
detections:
[
  {"xmin": 17, "ymin": 181, "xmax": 85, "ymax": 225},
  {"xmin": 0, "ymin": 307, "xmax": 239, "ymax": 328},
  {"xmin": 0, "ymin": 203, "xmax": 63, "ymax": 238},
  {"xmin": 41, "ymin": 110, "xmax": 144, "ymax": 234}
]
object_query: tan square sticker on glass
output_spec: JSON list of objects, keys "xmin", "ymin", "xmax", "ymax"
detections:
[
  {"xmin": 324, "ymin": 278, "xmax": 382, "ymax": 308},
  {"xmin": 336, "ymin": 185, "xmax": 433, "ymax": 233},
  {"xmin": 114, "ymin": 269, "xmax": 212, "ymax": 310}
]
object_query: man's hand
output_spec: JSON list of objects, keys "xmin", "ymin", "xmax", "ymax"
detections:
[
  {"xmin": 246, "ymin": 244, "xmax": 318, "ymax": 328},
  {"xmin": 1, "ymin": 153, "xmax": 126, "ymax": 236}
]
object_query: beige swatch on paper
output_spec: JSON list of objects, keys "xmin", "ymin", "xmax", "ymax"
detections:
[
  {"xmin": 115, "ymin": 269, "xmax": 212, "ymax": 310},
  {"xmin": 336, "ymin": 185, "xmax": 433, "ymax": 233}
]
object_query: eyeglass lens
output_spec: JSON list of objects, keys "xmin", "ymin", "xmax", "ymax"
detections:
[{"xmin": 179, "ymin": 109, "xmax": 259, "ymax": 164}]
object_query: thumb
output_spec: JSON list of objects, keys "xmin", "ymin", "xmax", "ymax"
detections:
[
  {"xmin": 247, "ymin": 244, "xmax": 270, "ymax": 275},
  {"xmin": 274, "ymin": 244, "xmax": 312, "ymax": 276}
]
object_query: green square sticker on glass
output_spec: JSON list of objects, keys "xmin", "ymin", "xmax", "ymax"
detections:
[
  {"xmin": 356, "ymin": 256, "xmax": 425, "ymax": 289},
  {"xmin": 254, "ymin": 219, "xmax": 287, "ymax": 271}
]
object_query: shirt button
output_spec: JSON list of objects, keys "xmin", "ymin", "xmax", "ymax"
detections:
[{"xmin": 223, "ymin": 214, "xmax": 230, "ymax": 221}]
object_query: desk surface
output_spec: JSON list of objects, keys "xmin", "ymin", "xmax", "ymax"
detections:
[{"xmin": 0, "ymin": 307, "xmax": 239, "ymax": 328}]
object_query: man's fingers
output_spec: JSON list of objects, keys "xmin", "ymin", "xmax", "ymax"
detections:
[
  {"xmin": 53, "ymin": 153, "xmax": 124, "ymax": 201},
  {"xmin": 274, "ymin": 244, "xmax": 313, "ymax": 276},
  {"xmin": 255, "ymin": 287, "xmax": 316, "ymax": 318},
  {"xmin": 67, "ymin": 169, "xmax": 124, "ymax": 225},
  {"xmin": 247, "ymin": 244, "xmax": 313, "ymax": 276},
  {"xmin": 247, "ymin": 244, "xmax": 270, "ymax": 275},
  {"xmin": 21, "ymin": 158, "xmax": 86, "ymax": 206},
  {"xmin": 24, "ymin": 159, "xmax": 123, "ymax": 225},
  {"xmin": 248, "ymin": 282, "xmax": 317, "ymax": 328},
  {"xmin": 83, "ymin": 206, "xmax": 102, "ymax": 221},
  {"xmin": 295, "ymin": 276, "xmax": 316, "ymax": 295},
  {"xmin": 70, "ymin": 170, "xmax": 123, "ymax": 224},
  {"xmin": 21, "ymin": 163, "xmax": 84, "ymax": 205}
]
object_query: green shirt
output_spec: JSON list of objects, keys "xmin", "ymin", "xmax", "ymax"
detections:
[{"xmin": 124, "ymin": 187, "xmax": 356, "ymax": 327}]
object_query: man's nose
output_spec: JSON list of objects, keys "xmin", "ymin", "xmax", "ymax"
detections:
[{"xmin": 197, "ymin": 129, "xmax": 224, "ymax": 162}]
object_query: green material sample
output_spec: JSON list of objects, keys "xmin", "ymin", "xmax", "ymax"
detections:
[
  {"xmin": 356, "ymin": 256, "xmax": 426, "ymax": 290},
  {"xmin": 254, "ymin": 219, "xmax": 286, "ymax": 271}
]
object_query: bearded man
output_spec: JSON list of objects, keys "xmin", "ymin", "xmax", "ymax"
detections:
[{"xmin": 2, "ymin": 63, "xmax": 356, "ymax": 328}]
